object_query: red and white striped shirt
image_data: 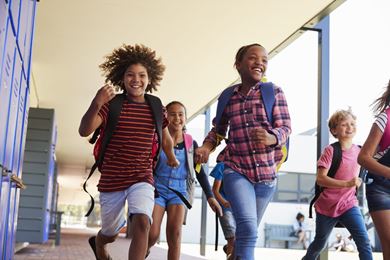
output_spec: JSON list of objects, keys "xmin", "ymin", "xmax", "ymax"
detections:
[{"xmin": 97, "ymin": 99, "xmax": 168, "ymax": 192}]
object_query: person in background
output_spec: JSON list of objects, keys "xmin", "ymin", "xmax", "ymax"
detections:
[
  {"xmin": 210, "ymin": 162, "xmax": 236, "ymax": 258},
  {"xmin": 292, "ymin": 212, "xmax": 309, "ymax": 249},
  {"xmin": 329, "ymin": 233, "xmax": 355, "ymax": 252}
]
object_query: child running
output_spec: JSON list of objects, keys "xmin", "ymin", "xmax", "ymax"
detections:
[
  {"xmin": 302, "ymin": 109, "xmax": 372, "ymax": 260},
  {"xmin": 195, "ymin": 43, "xmax": 291, "ymax": 260},
  {"xmin": 210, "ymin": 162, "xmax": 236, "ymax": 258},
  {"xmin": 147, "ymin": 101, "xmax": 222, "ymax": 260},
  {"xmin": 79, "ymin": 44, "xmax": 179, "ymax": 260}
]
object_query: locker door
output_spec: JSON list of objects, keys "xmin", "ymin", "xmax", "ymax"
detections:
[
  {"xmin": 17, "ymin": 0, "xmax": 35, "ymax": 78},
  {"xmin": 16, "ymin": 0, "xmax": 27, "ymax": 61},
  {"xmin": 0, "ymin": 1, "xmax": 8, "ymax": 68},
  {"xmin": 3, "ymin": 36, "xmax": 21, "ymax": 171},
  {"xmin": 7, "ymin": 77, "xmax": 28, "ymax": 259},
  {"xmin": 9, "ymin": 0, "xmax": 20, "ymax": 36},
  {"xmin": 0, "ymin": 19, "xmax": 15, "ymax": 164},
  {"xmin": 0, "ymin": 20, "xmax": 16, "ymax": 259},
  {"xmin": 3, "ymin": 51, "xmax": 23, "ymax": 260}
]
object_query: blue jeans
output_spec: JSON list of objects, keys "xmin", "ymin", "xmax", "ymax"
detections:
[
  {"xmin": 303, "ymin": 206, "xmax": 372, "ymax": 260},
  {"xmin": 224, "ymin": 169, "xmax": 276, "ymax": 260}
]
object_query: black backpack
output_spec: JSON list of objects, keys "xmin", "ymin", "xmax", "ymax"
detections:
[{"xmin": 83, "ymin": 93, "xmax": 163, "ymax": 217}]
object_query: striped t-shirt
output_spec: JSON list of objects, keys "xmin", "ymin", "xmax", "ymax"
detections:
[
  {"xmin": 97, "ymin": 99, "xmax": 168, "ymax": 192},
  {"xmin": 374, "ymin": 111, "xmax": 388, "ymax": 160}
]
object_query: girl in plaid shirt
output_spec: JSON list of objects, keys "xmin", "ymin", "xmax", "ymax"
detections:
[{"xmin": 196, "ymin": 43, "xmax": 291, "ymax": 260}]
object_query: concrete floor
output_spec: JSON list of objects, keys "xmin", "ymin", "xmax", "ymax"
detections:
[{"xmin": 13, "ymin": 227, "xmax": 383, "ymax": 260}]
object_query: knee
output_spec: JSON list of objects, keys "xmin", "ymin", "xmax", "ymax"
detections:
[
  {"xmin": 235, "ymin": 219, "xmax": 257, "ymax": 240},
  {"xmin": 132, "ymin": 214, "xmax": 151, "ymax": 234},
  {"xmin": 166, "ymin": 226, "xmax": 182, "ymax": 245}
]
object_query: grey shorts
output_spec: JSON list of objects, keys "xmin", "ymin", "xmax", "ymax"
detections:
[
  {"xmin": 99, "ymin": 182, "xmax": 155, "ymax": 236},
  {"xmin": 219, "ymin": 209, "xmax": 236, "ymax": 239}
]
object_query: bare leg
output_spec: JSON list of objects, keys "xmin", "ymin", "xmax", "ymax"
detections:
[
  {"xmin": 297, "ymin": 231, "xmax": 307, "ymax": 249},
  {"xmin": 226, "ymin": 237, "xmax": 235, "ymax": 256},
  {"xmin": 147, "ymin": 205, "xmax": 166, "ymax": 254},
  {"xmin": 166, "ymin": 204, "xmax": 185, "ymax": 260},
  {"xmin": 128, "ymin": 214, "xmax": 151, "ymax": 260},
  {"xmin": 370, "ymin": 210, "xmax": 390, "ymax": 260},
  {"xmin": 96, "ymin": 230, "xmax": 117, "ymax": 260}
]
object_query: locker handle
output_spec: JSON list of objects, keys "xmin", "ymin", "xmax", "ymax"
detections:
[
  {"xmin": 1, "ymin": 165, "xmax": 11, "ymax": 177},
  {"xmin": 10, "ymin": 174, "xmax": 26, "ymax": 189}
]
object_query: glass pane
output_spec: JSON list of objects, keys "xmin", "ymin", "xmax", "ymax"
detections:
[
  {"xmin": 300, "ymin": 174, "xmax": 316, "ymax": 193},
  {"xmin": 277, "ymin": 173, "xmax": 298, "ymax": 190},
  {"xmin": 187, "ymin": 114, "xmax": 206, "ymax": 145},
  {"xmin": 299, "ymin": 193, "xmax": 313, "ymax": 203},
  {"xmin": 276, "ymin": 192, "xmax": 298, "ymax": 202}
]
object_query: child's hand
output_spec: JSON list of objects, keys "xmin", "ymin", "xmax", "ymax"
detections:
[
  {"xmin": 222, "ymin": 201, "xmax": 231, "ymax": 208},
  {"xmin": 250, "ymin": 128, "xmax": 277, "ymax": 146},
  {"xmin": 195, "ymin": 145, "xmax": 212, "ymax": 164},
  {"xmin": 166, "ymin": 157, "xmax": 180, "ymax": 168},
  {"xmin": 94, "ymin": 85, "xmax": 116, "ymax": 106},
  {"xmin": 346, "ymin": 177, "xmax": 362, "ymax": 187},
  {"xmin": 207, "ymin": 197, "xmax": 223, "ymax": 217}
]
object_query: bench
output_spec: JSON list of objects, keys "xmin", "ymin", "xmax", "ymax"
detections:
[{"xmin": 264, "ymin": 223, "xmax": 299, "ymax": 249}]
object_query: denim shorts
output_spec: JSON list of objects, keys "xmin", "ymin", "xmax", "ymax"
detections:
[
  {"xmin": 99, "ymin": 182, "xmax": 155, "ymax": 236},
  {"xmin": 154, "ymin": 181, "xmax": 186, "ymax": 208},
  {"xmin": 219, "ymin": 209, "xmax": 236, "ymax": 239},
  {"xmin": 366, "ymin": 178, "xmax": 390, "ymax": 212}
]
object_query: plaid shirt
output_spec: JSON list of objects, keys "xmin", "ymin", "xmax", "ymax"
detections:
[{"xmin": 204, "ymin": 83, "xmax": 291, "ymax": 182}]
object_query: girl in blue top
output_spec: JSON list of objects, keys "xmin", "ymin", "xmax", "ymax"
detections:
[{"xmin": 147, "ymin": 101, "xmax": 222, "ymax": 260}]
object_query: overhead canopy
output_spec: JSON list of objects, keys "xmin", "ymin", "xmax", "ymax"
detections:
[{"xmin": 31, "ymin": 0, "xmax": 344, "ymax": 168}]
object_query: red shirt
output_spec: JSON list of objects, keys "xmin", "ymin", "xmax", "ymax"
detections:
[{"xmin": 97, "ymin": 99, "xmax": 168, "ymax": 192}]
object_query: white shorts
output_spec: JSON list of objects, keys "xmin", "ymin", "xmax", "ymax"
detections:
[{"xmin": 99, "ymin": 182, "xmax": 155, "ymax": 236}]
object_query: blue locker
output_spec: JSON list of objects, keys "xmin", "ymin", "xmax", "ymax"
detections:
[
  {"xmin": 0, "ymin": 19, "xmax": 15, "ymax": 164},
  {"xmin": 4, "ymin": 40, "xmax": 21, "ymax": 172},
  {"xmin": 7, "ymin": 81, "xmax": 29, "ymax": 259},
  {"xmin": 15, "ymin": 0, "xmax": 27, "ymax": 60},
  {"xmin": 2, "ymin": 51, "xmax": 23, "ymax": 260},
  {"xmin": 8, "ymin": 0, "xmax": 21, "ymax": 37},
  {"xmin": 0, "ymin": 18, "xmax": 16, "ymax": 200},
  {"xmin": 17, "ymin": 0, "xmax": 35, "ymax": 81},
  {"xmin": 0, "ymin": 25, "xmax": 18, "ymax": 259},
  {"xmin": 0, "ymin": 1, "xmax": 8, "ymax": 68}
]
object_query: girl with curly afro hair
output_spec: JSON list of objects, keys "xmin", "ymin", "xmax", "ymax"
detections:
[
  {"xmin": 99, "ymin": 44, "xmax": 165, "ymax": 93},
  {"xmin": 79, "ymin": 44, "xmax": 179, "ymax": 260}
]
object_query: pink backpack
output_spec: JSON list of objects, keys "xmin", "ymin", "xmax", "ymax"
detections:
[{"xmin": 378, "ymin": 108, "xmax": 390, "ymax": 152}]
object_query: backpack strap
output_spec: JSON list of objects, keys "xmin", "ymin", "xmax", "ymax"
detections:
[
  {"xmin": 215, "ymin": 85, "xmax": 236, "ymax": 127},
  {"xmin": 309, "ymin": 141, "xmax": 342, "ymax": 218},
  {"xmin": 183, "ymin": 133, "xmax": 193, "ymax": 151},
  {"xmin": 261, "ymin": 82, "xmax": 290, "ymax": 163},
  {"xmin": 215, "ymin": 212, "xmax": 219, "ymax": 251},
  {"xmin": 83, "ymin": 93, "xmax": 126, "ymax": 217},
  {"xmin": 145, "ymin": 94, "xmax": 163, "ymax": 162},
  {"xmin": 260, "ymin": 82, "xmax": 275, "ymax": 123},
  {"xmin": 166, "ymin": 133, "xmax": 194, "ymax": 209}
]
